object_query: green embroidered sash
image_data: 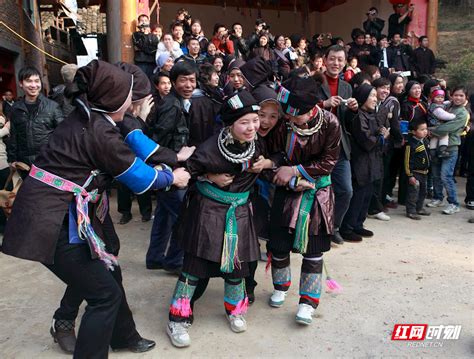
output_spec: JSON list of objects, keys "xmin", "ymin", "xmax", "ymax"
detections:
[
  {"xmin": 293, "ymin": 175, "xmax": 331, "ymax": 254},
  {"xmin": 195, "ymin": 181, "xmax": 249, "ymax": 273}
]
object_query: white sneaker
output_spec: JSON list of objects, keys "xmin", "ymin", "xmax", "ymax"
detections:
[
  {"xmin": 426, "ymin": 199, "xmax": 443, "ymax": 208},
  {"xmin": 167, "ymin": 321, "xmax": 191, "ymax": 348},
  {"xmin": 385, "ymin": 195, "xmax": 394, "ymax": 203},
  {"xmin": 295, "ymin": 303, "xmax": 314, "ymax": 325},
  {"xmin": 466, "ymin": 201, "xmax": 474, "ymax": 209},
  {"xmin": 443, "ymin": 204, "xmax": 460, "ymax": 215},
  {"xmin": 227, "ymin": 314, "xmax": 247, "ymax": 333},
  {"xmin": 371, "ymin": 211, "xmax": 390, "ymax": 221},
  {"xmin": 269, "ymin": 290, "xmax": 287, "ymax": 308}
]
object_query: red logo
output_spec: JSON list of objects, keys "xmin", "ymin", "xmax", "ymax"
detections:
[{"xmin": 392, "ymin": 324, "xmax": 428, "ymax": 340}]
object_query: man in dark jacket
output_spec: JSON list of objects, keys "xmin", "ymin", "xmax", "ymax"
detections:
[
  {"xmin": 230, "ymin": 22, "xmax": 250, "ymax": 60},
  {"xmin": 132, "ymin": 14, "xmax": 159, "ymax": 79},
  {"xmin": 2, "ymin": 90, "xmax": 15, "ymax": 117},
  {"xmin": 176, "ymin": 37, "xmax": 207, "ymax": 65},
  {"xmin": 321, "ymin": 45, "xmax": 359, "ymax": 244},
  {"xmin": 387, "ymin": 33, "xmax": 413, "ymax": 72},
  {"xmin": 411, "ymin": 36, "xmax": 436, "ymax": 77},
  {"xmin": 388, "ymin": 3, "xmax": 414, "ymax": 39},
  {"xmin": 8, "ymin": 66, "xmax": 64, "ymax": 173},
  {"xmin": 146, "ymin": 61, "xmax": 198, "ymax": 272},
  {"xmin": 363, "ymin": 7, "xmax": 385, "ymax": 38}
]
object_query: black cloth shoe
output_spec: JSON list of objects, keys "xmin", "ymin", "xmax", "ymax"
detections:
[
  {"xmin": 119, "ymin": 213, "xmax": 132, "ymax": 225},
  {"xmin": 146, "ymin": 262, "xmax": 164, "ymax": 270},
  {"xmin": 340, "ymin": 232, "xmax": 363, "ymax": 242},
  {"xmin": 353, "ymin": 228, "xmax": 374, "ymax": 237},
  {"xmin": 50, "ymin": 324, "xmax": 76, "ymax": 354},
  {"xmin": 407, "ymin": 213, "xmax": 421, "ymax": 220},
  {"xmin": 141, "ymin": 214, "xmax": 152, "ymax": 222},
  {"xmin": 128, "ymin": 338, "xmax": 156, "ymax": 353},
  {"xmin": 331, "ymin": 231, "xmax": 344, "ymax": 245},
  {"xmin": 112, "ymin": 337, "xmax": 156, "ymax": 353},
  {"xmin": 247, "ymin": 289, "xmax": 255, "ymax": 304},
  {"xmin": 417, "ymin": 209, "xmax": 431, "ymax": 216}
]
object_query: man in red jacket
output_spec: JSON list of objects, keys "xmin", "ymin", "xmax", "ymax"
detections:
[{"xmin": 211, "ymin": 23, "xmax": 234, "ymax": 56}]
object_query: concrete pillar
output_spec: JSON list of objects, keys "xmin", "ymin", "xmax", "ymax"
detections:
[
  {"xmin": 106, "ymin": 0, "xmax": 121, "ymax": 63},
  {"xmin": 120, "ymin": 0, "xmax": 136, "ymax": 63},
  {"xmin": 427, "ymin": 0, "xmax": 439, "ymax": 53}
]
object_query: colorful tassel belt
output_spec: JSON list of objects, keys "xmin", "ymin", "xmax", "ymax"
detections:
[
  {"xmin": 29, "ymin": 165, "xmax": 116, "ymax": 270},
  {"xmin": 195, "ymin": 181, "xmax": 249, "ymax": 273},
  {"xmin": 293, "ymin": 175, "xmax": 331, "ymax": 254}
]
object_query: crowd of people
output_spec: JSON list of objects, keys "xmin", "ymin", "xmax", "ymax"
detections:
[{"xmin": 0, "ymin": 3, "xmax": 473, "ymax": 359}]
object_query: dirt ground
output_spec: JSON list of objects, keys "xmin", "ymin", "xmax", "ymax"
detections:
[{"xmin": 0, "ymin": 180, "xmax": 473, "ymax": 358}]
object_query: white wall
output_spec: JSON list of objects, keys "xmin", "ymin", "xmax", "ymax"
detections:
[{"xmin": 157, "ymin": 0, "xmax": 393, "ymax": 42}]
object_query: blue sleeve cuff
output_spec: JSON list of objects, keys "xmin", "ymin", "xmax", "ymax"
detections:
[
  {"xmin": 116, "ymin": 158, "xmax": 158, "ymax": 194},
  {"xmin": 124, "ymin": 129, "xmax": 160, "ymax": 162}
]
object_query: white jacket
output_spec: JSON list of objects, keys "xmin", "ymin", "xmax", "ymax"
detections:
[{"xmin": 156, "ymin": 41, "xmax": 184, "ymax": 65}]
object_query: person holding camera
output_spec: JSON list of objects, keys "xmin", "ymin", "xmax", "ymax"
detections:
[
  {"xmin": 175, "ymin": 7, "xmax": 192, "ymax": 36},
  {"xmin": 388, "ymin": 3, "xmax": 414, "ymax": 40},
  {"xmin": 229, "ymin": 22, "xmax": 250, "ymax": 60},
  {"xmin": 211, "ymin": 23, "xmax": 234, "ymax": 56},
  {"xmin": 132, "ymin": 14, "xmax": 159, "ymax": 79},
  {"xmin": 363, "ymin": 7, "xmax": 385, "ymax": 39},
  {"xmin": 308, "ymin": 33, "xmax": 331, "ymax": 57},
  {"xmin": 247, "ymin": 19, "xmax": 273, "ymax": 51}
]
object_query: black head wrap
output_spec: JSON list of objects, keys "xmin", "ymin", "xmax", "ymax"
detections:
[
  {"xmin": 116, "ymin": 62, "xmax": 151, "ymax": 102},
  {"xmin": 220, "ymin": 90, "xmax": 260, "ymax": 126},
  {"xmin": 353, "ymin": 83, "xmax": 375, "ymax": 106},
  {"xmin": 405, "ymin": 80, "xmax": 420, "ymax": 96},
  {"xmin": 276, "ymin": 76, "xmax": 321, "ymax": 116},
  {"xmin": 240, "ymin": 56, "xmax": 274, "ymax": 88},
  {"xmin": 224, "ymin": 57, "xmax": 246, "ymax": 73},
  {"xmin": 71, "ymin": 60, "xmax": 133, "ymax": 113},
  {"xmin": 251, "ymin": 84, "xmax": 278, "ymax": 105}
]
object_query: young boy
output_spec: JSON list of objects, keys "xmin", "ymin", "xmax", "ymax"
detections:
[{"xmin": 405, "ymin": 118, "xmax": 431, "ymax": 220}]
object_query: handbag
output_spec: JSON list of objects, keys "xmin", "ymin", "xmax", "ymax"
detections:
[{"xmin": 0, "ymin": 162, "xmax": 30, "ymax": 217}]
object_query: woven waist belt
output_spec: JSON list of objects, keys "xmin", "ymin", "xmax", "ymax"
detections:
[
  {"xmin": 29, "ymin": 165, "xmax": 116, "ymax": 270},
  {"xmin": 196, "ymin": 181, "xmax": 249, "ymax": 273},
  {"xmin": 293, "ymin": 175, "xmax": 332, "ymax": 254}
]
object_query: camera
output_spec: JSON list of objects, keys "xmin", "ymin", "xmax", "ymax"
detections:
[
  {"xmin": 262, "ymin": 23, "xmax": 270, "ymax": 31},
  {"xmin": 184, "ymin": 14, "xmax": 192, "ymax": 21},
  {"xmin": 138, "ymin": 23, "xmax": 150, "ymax": 30}
]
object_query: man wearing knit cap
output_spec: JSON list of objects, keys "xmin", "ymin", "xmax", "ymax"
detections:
[
  {"xmin": 267, "ymin": 75, "xmax": 341, "ymax": 325},
  {"xmin": 340, "ymin": 84, "xmax": 388, "ymax": 242}
]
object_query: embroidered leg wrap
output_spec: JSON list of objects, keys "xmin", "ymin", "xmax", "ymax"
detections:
[
  {"xmin": 271, "ymin": 254, "xmax": 291, "ymax": 291},
  {"xmin": 169, "ymin": 273, "xmax": 198, "ymax": 322},
  {"xmin": 224, "ymin": 278, "xmax": 248, "ymax": 316},
  {"xmin": 54, "ymin": 319, "xmax": 75, "ymax": 332},
  {"xmin": 299, "ymin": 254, "xmax": 323, "ymax": 309}
]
